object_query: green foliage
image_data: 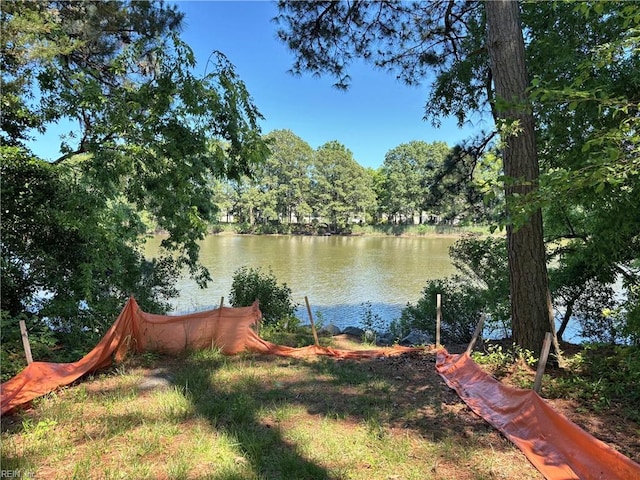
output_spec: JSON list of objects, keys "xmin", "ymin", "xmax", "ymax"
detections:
[
  {"xmin": 623, "ymin": 285, "xmax": 640, "ymax": 345},
  {"xmin": 545, "ymin": 345, "xmax": 640, "ymax": 420},
  {"xmin": 380, "ymin": 141, "xmax": 447, "ymax": 223},
  {"xmin": 524, "ymin": 1, "xmax": 640, "ymax": 344},
  {"xmin": 0, "ymin": 312, "xmax": 57, "ymax": 381},
  {"xmin": 259, "ymin": 317, "xmax": 324, "ymax": 348},
  {"xmin": 1, "ymin": 148, "xmax": 179, "ymax": 363},
  {"xmin": 312, "ymin": 141, "xmax": 376, "ymax": 233},
  {"xmin": 449, "ymin": 235, "xmax": 510, "ymax": 329},
  {"xmin": 472, "ymin": 344, "xmax": 536, "ymax": 369},
  {"xmin": 229, "ymin": 266, "xmax": 298, "ymax": 326},
  {"xmin": 211, "ymin": 132, "xmax": 496, "ymax": 231},
  {"xmin": 394, "ymin": 277, "xmax": 485, "ymax": 345},
  {"xmin": 260, "ymin": 129, "xmax": 314, "ymax": 224},
  {"xmin": 358, "ymin": 301, "xmax": 385, "ymax": 344},
  {"xmin": 395, "ymin": 235, "xmax": 510, "ymax": 344},
  {"xmin": 21, "ymin": 418, "xmax": 58, "ymax": 441},
  {"xmin": 1, "ymin": 1, "xmax": 268, "ymax": 363},
  {"xmin": 471, "ymin": 343, "xmax": 538, "ymax": 389}
]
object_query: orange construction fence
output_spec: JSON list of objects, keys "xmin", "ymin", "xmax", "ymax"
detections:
[
  {"xmin": 0, "ymin": 297, "xmax": 417, "ymax": 415},
  {"xmin": 436, "ymin": 348, "xmax": 640, "ymax": 480},
  {"xmin": 2, "ymin": 298, "xmax": 640, "ymax": 480}
]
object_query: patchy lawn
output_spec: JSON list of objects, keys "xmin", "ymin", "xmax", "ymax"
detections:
[{"xmin": 1, "ymin": 335, "xmax": 637, "ymax": 479}]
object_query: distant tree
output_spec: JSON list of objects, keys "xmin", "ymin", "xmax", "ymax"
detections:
[
  {"xmin": 231, "ymin": 175, "xmax": 261, "ymax": 228},
  {"xmin": 210, "ymin": 176, "xmax": 238, "ymax": 224},
  {"xmin": 363, "ymin": 166, "xmax": 383, "ymax": 224},
  {"xmin": 380, "ymin": 141, "xmax": 430, "ymax": 223},
  {"xmin": 311, "ymin": 141, "xmax": 375, "ymax": 232},
  {"xmin": 379, "ymin": 140, "xmax": 453, "ymax": 224},
  {"xmin": 263, "ymin": 130, "xmax": 314, "ymax": 223}
]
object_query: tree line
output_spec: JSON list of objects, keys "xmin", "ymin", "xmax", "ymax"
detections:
[{"xmin": 207, "ymin": 132, "xmax": 498, "ymax": 234}]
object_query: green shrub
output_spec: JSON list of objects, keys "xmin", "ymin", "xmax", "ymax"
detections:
[
  {"xmin": 1, "ymin": 312, "xmax": 57, "ymax": 381},
  {"xmin": 392, "ymin": 277, "xmax": 485, "ymax": 344},
  {"xmin": 233, "ymin": 222, "xmax": 255, "ymax": 234},
  {"xmin": 622, "ymin": 284, "xmax": 640, "ymax": 346},
  {"xmin": 229, "ymin": 266, "xmax": 298, "ymax": 326},
  {"xmin": 359, "ymin": 301, "xmax": 386, "ymax": 344},
  {"xmin": 388, "ymin": 236, "xmax": 512, "ymax": 345},
  {"xmin": 545, "ymin": 344, "xmax": 640, "ymax": 420},
  {"xmin": 472, "ymin": 343, "xmax": 536, "ymax": 369},
  {"xmin": 449, "ymin": 235, "xmax": 510, "ymax": 333}
]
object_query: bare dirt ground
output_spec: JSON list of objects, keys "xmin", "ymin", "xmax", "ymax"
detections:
[{"xmin": 330, "ymin": 334, "xmax": 640, "ymax": 464}]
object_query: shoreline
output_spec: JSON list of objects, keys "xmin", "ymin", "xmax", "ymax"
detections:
[{"xmin": 152, "ymin": 224, "xmax": 493, "ymax": 239}]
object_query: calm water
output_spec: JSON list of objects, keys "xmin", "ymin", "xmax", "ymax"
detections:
[{"xmin": 145, "ymin": 234, "xmax": 458, "ymax": 330}]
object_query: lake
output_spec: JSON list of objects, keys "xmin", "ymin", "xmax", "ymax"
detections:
[{"xmin": 145, "ymin": 234, "xmax": 458, "ymax": 330}]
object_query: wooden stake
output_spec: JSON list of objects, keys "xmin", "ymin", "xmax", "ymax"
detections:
[
  {"xmin": 213, "ymin": 296, "xmax": 225, "ymax": 350},
  {"xmin": 548, "ymin": 313, "xmax": 564, "ymax": 368},
  {"xmin": 304, "ymin": 296, "xmax": 320, "ymax": 346},
  {"xmin": 533, "ymin": 332, "xmax": 553, "ymax": 394},
  {"xmin": 19, "ymin": 320, "xmax": 33, "ymax": 365},
  {"xmin": 465, "ymin": 316, "xmax": 485, "ymax": 356},
  {"xmin": 436, "ymin": 293, "xmax": 442, "ymax": 348}
]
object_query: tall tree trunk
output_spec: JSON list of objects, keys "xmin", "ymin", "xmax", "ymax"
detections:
[{"xmin": 485, "ymin": 0, "xmax": 557, "ymax": 356}]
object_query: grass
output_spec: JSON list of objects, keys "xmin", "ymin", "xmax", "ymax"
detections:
[
  {"xmin": 0, "ymin": 337, "xmax": 546, "ymax": 480},
  {"xmin": 348, "ymin": 223, "xmax": 491, "ymax": 237},
  {"xmin": 2, "ymin": 336, "xmax": 638, "ymax": 479}
]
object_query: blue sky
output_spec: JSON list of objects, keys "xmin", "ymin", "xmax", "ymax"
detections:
[
  {"xmin": 30, "ymin": 1, "xmax": 485, "ymax": 169},
  {"xmin": 177, "ymin": 0, "xmax": 482, "ymax": 169}
]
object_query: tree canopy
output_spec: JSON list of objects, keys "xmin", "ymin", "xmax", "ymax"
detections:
[{"xmin": 1, "ymin": 1, "xmax": 269, "ymax": 353}]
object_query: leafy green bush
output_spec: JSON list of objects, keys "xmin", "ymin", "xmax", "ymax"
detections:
[
  {"xmin": 545, "ymin": 344, "xmax": 640, "ymax": 420},
  {"xmin": 393, "ymin": 277, "xmax": 485, "ymax": 344},
  {"xmin": 472, "ymin": 343, "xmax": 536, "ymax": 369},
  {"xmin": 233, "ymin": 222, "xmax": 255, "ymax": 234},
  {"xmin": 449, "ymin": 235, "xmax": 510, "ymax": 333},
  {"xmin": 388, "ymin": 235, "xmax": 512, "ymax": 345},
  {"xmin": 229, "ymin": 266, "xmax": 298, "ymax": 326},
  {"xmin": 622, "ymin": 284, "xmax": 640, "ymax": 346},
  {"xmin": 2, "ymin": 145, "xmax": 183, "ymax": 370}
]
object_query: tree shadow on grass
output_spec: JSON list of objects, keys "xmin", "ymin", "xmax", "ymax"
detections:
[
  {"xmin": 169, "ymin": 348, "xmax": 527, "ymax": 480},
  {"xmin": 169, "ymin": 351, "xmax": 333, "ymax": 480},
  {"xmin": 0, "ymin": 348, "xmax": 536, "ymax": 479}
]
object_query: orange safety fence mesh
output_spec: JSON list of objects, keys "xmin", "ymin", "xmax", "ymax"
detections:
[
  {"xmin": 1, "ymin": 297, "xmax": 419, "ymax": 415},
  {"xmin": 4, "ymin": 298, "xmax": 639, "ymax": 480},
  {"xmin": 436, "ymin": 348, "xmax": 640, "ymax": 480}
]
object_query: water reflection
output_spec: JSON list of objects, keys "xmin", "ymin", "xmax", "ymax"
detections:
[{"xmin": 145, "ymin": 234, "xmax": 458, "ymax": 329}]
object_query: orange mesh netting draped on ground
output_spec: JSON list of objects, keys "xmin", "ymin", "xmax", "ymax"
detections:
[
  {"xmin": 3, "ymin": 299, "xmax": 640, "ymax": 480},
  {"xmin": 436, "ymin": 348, "xmax": 640, "ymax": 480},
  {"xmin": 0, "ymin": 297, "xmax": 418, "ymax": 415}
]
